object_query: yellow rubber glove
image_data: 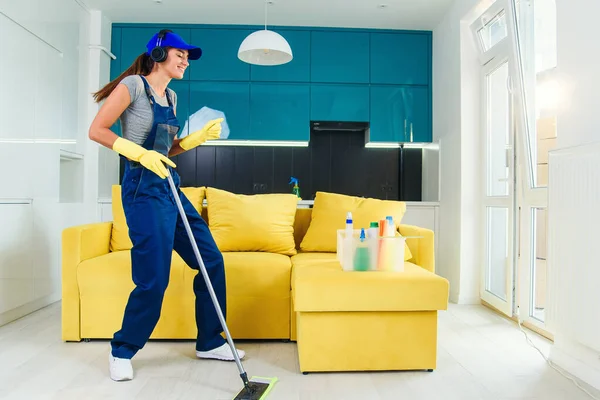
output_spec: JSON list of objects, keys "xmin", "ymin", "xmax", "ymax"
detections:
[
  {"xmin": 179, "ymin": 118, "xmax": 223, "ymax": 151},
  {"xmin": 112, "ymin": 137, "xmax": 176, "ymax": 179}
]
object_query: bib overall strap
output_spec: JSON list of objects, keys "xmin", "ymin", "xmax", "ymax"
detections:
[
  {"xmin": 139, "ymin": 75, "xmax": 157, "ymax": 107},
  {"xmin": 139, "ymin": 75, "xmax": 174, "ymax": 108}
]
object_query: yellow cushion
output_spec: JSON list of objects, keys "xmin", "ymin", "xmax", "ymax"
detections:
[
  {"xmin": 206, "ymin": 187, "xmax": 299, "ymax": 256},
  {"xmin": 211, "ymin": 252, "xmax": 291, "ymax": 298},
  {"xmin": 110, "ymin": 185, "xmax": 206, "ymax": 252},
  {"xmin": 77, "ymin": 250, "xmax": 188, "ymax": 296},
  {"xmin": 183, "ymin": 251, "xmax": 292, "ymax": 339},
  {"xmin": 299, "ymin": 191, "xmax": 412, "ymax": 260},
  {"xmin": 291, "ymin": 253, "xmax": 339, "ymax": 292},
  {"xmin": 292, "ymin": 252, "xmax": 339, "ymax": 266},
  {"xmin": 77, "ymin": 250, "xmax": 204, "ymax": 340},
  {"xmin": 293, "ymin": 261, "xmax": 449, "ymax": 312},
  {"xmin": 180, "ymin": 187, "xmax": 206, "ymax": 213}
]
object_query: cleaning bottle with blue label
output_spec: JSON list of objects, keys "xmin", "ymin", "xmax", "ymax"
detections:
[{"xmin": 289, "ymin": 177, "xmax": 301, "ymax": 199}]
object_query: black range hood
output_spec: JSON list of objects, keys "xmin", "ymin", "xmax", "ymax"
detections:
[{"xmin": 311, "ymin": 121, "xmax": 369, "ymax": 132}]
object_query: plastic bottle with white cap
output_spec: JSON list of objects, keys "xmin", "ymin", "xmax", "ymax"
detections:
[
  {"xmin": 345, "ymin": 212, "xmax": 353, "ymax": 239},
  {"xmin": 342, "ymin": 212, "xmax": 354, "ymax": 271}
]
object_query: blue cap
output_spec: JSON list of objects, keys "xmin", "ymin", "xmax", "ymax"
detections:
[{"xmin": 146, "ymin": 30, "xmax": 202, "ymax": 60}]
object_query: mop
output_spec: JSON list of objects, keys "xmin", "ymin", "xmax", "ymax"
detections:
[{"xmin": 166, "ymin": 171, "xmax": 277, "ymax": 400}]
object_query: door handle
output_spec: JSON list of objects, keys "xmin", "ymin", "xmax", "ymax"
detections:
[{"xmin": 506, "ymin": 75, "xmax": 514, "ymax": 94}]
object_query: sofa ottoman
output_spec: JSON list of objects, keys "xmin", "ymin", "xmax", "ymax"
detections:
[{"xmin": 292, "ymin": 259, "xmax": 449, "ymax": 373}]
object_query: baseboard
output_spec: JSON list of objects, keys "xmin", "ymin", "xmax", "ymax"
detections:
[
  {"xmin": 0, "ymin": 294, "xmax": 60, "ymax": 327},
  {"xmin": 550, "ymin": 336, "xmax": 600, "ymax": 392}
]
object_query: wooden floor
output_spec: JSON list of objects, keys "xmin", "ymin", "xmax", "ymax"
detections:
[{"xmin": 0, "ymin": 302, "xmax": 598, "ymax": 400}]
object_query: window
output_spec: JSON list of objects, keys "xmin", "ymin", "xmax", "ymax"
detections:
[
  {"xmin": 478, "ymin": 11, "xmax": 508, "ymax": 51},
  {"xmin": 522, "ymin": 0, "xmax": 558, "ymax": 188}
]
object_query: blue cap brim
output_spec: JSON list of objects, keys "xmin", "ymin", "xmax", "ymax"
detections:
[
  {"xmin": 166, "ymin": 42, "xmax": 202, "ymax": 60},
  {"xmin": 182, "ymin": 46, "xmax": 202, "ymax": 60}
]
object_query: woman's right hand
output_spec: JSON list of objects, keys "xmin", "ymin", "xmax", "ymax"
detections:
[
  {"xmin": 138, "ymin": 150, "xmax": 176, "ymax": 179},
  {"xmin": 112, "ymin": 137, "xmax": 176, "ymax": 179}
]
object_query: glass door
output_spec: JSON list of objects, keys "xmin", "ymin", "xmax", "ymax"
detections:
[
  {"xmin": 481, "ymin": 58, "xmax": 517, "ymax": 316},
  {"xmin": 513, "ymin": 0, "xmax": 557, "ymax": 333},
  {"xmin": 472, "ymin": 0, "xmax": 517, "ymax": 316}
]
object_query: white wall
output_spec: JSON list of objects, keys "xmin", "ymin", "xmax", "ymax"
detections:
[
  {"xmin": 554, "ymin": 0, "xmax": 600, "ymax": 150},
  {"xmin": 0, "ymin": 0, "xmax": 115, "ymax": 325},
  {"xmin": 432, "ymin": 0, "xmax": 493, "ymax": 303},
  {"xmin": 547, "ymin": 0, "xmax": 600, "ymax": 390}
]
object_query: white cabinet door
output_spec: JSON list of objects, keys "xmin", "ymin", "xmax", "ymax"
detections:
[{"xmin": 0, "ymin": 203, "xmax": 34, "ymax": 315}]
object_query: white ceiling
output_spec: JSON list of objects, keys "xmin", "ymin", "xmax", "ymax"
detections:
[{"xmin": 81, "ymin": 0, "xmax": 455, "ymax": 30}]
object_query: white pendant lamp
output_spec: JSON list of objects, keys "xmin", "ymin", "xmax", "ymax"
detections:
[{"xmin": 238, "ymin": 0, "xmax": 293, "ymax": 66}]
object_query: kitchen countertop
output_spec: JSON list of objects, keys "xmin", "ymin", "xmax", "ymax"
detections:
[
  {"xmin": 296, "ymin": 200, "xmax": 440, "ymax": 207},
  {"xmin": 98, "ymin": 198, "xmax": 439, "ymax": 207}
]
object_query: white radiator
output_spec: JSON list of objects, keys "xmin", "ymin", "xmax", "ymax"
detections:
[{"xmin": 547, "ymin": 141, "xmax": 600, "ymax": 353}]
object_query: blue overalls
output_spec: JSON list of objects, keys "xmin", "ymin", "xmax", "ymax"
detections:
[{"xmin": 111, "ymin": 75, "xmax": 227, "ymax": 359}]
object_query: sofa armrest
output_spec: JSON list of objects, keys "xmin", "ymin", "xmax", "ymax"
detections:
[
  {"xmin": 61, "ymin": 222, "xmax": 112, "ymax": 341},
  {"xmin": 399, "ymin": 224, "xmax": 435, "ymax": 274}
]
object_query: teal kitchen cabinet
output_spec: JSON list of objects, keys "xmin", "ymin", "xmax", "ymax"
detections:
[
  {"xmin": 120, "ymin": 27, "xmax": 192, "ymax": 80},
  {"xmin": 403, "ymin": 85, "xmax": 431, "ymax": 143},
  {"xmin": 188, "ymin": 82, "xmax": 250, "ymax": 139},
  {"xmin": 369, "ymin": 85, "xmax": 431, "ymax": 143},
  {"xmin": 369, "ymin": 86, "xmax": 406, "ymax": 142},
  {"xmin": 310, "ymin": 31, "xmax": 369, "ymax": 83},
  {"xmin": 370, "ymin": 32, "xmax": 430, "ymax": 86},
  {"xmin": 250, "ymin": 30, "xmax": 310, "ymax": 82},
  {"xmin": 189, "ymin": 28, "xmax": 252, "ymax": 81},
  {"xmin": 250, "ymin": 83, "xmax": 310, "ymax": 141},
  {"xmin": 310, "ymin": 84, "xmax": 369, "ymax": 122}
]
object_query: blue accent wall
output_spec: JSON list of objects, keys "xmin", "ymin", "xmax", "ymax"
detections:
[{"xmin": 110, "ymin": 24, "xmax": 432, "ymax": 143}]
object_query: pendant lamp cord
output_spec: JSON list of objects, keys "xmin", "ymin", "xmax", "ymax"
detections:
[{"xmin": 264, "ymin": 0, "xmax": 268, "ymax": 30}]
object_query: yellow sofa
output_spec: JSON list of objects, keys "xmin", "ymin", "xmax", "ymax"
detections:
[{"xmin": 62, "ymin": 186, "xmax": 449, "ymax": 373}]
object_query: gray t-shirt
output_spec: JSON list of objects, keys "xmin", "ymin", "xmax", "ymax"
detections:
[{"xmin": 118, "ymin": 75, "xmax": 178, "ymax": 145}]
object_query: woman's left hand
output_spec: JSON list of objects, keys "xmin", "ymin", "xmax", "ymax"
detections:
[{"xmin": 179, "ymin": 118, "xmax": 223, "ymax": 151}]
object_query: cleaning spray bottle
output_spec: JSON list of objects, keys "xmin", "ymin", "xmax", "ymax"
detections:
[
  {"xmin": 289, "ymin": 177, "xmax": 301, "ymax": 199},
  {"xmin": 353, "ymin": 228, "xmax": 370, "ymax": 271}
]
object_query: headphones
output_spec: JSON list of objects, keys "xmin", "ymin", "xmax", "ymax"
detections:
[{"xmin": 150, "ymin": 29, "xmax": 172, "ymax": 63}]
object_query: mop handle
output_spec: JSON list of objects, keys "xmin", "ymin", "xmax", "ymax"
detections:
[{"xmin": 166, "ymin": 171, "xmax": 248, "ymax": 381}]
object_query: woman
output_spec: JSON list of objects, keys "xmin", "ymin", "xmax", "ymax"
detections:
[{"xmin": 89, "ymin": 29, "xmax": 244, "ymax": 382}]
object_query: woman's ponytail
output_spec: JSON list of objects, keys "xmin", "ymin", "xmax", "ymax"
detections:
[{"xmin": 92, "ymin": 51, "xmax": 155, "ymax": 103}]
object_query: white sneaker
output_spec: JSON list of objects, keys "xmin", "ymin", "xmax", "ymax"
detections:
[
  {"xmin": 109, "ymin": 353, "xmax": 133, "ymax": 381},
  {"xmin": 196, "ymin": 343, "xmax": 245, "ymax": 361}
]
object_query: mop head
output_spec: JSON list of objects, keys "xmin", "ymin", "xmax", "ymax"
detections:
[{"xmin": 233, "ymin": 376, "xmax": 278, "ymax": 400}]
